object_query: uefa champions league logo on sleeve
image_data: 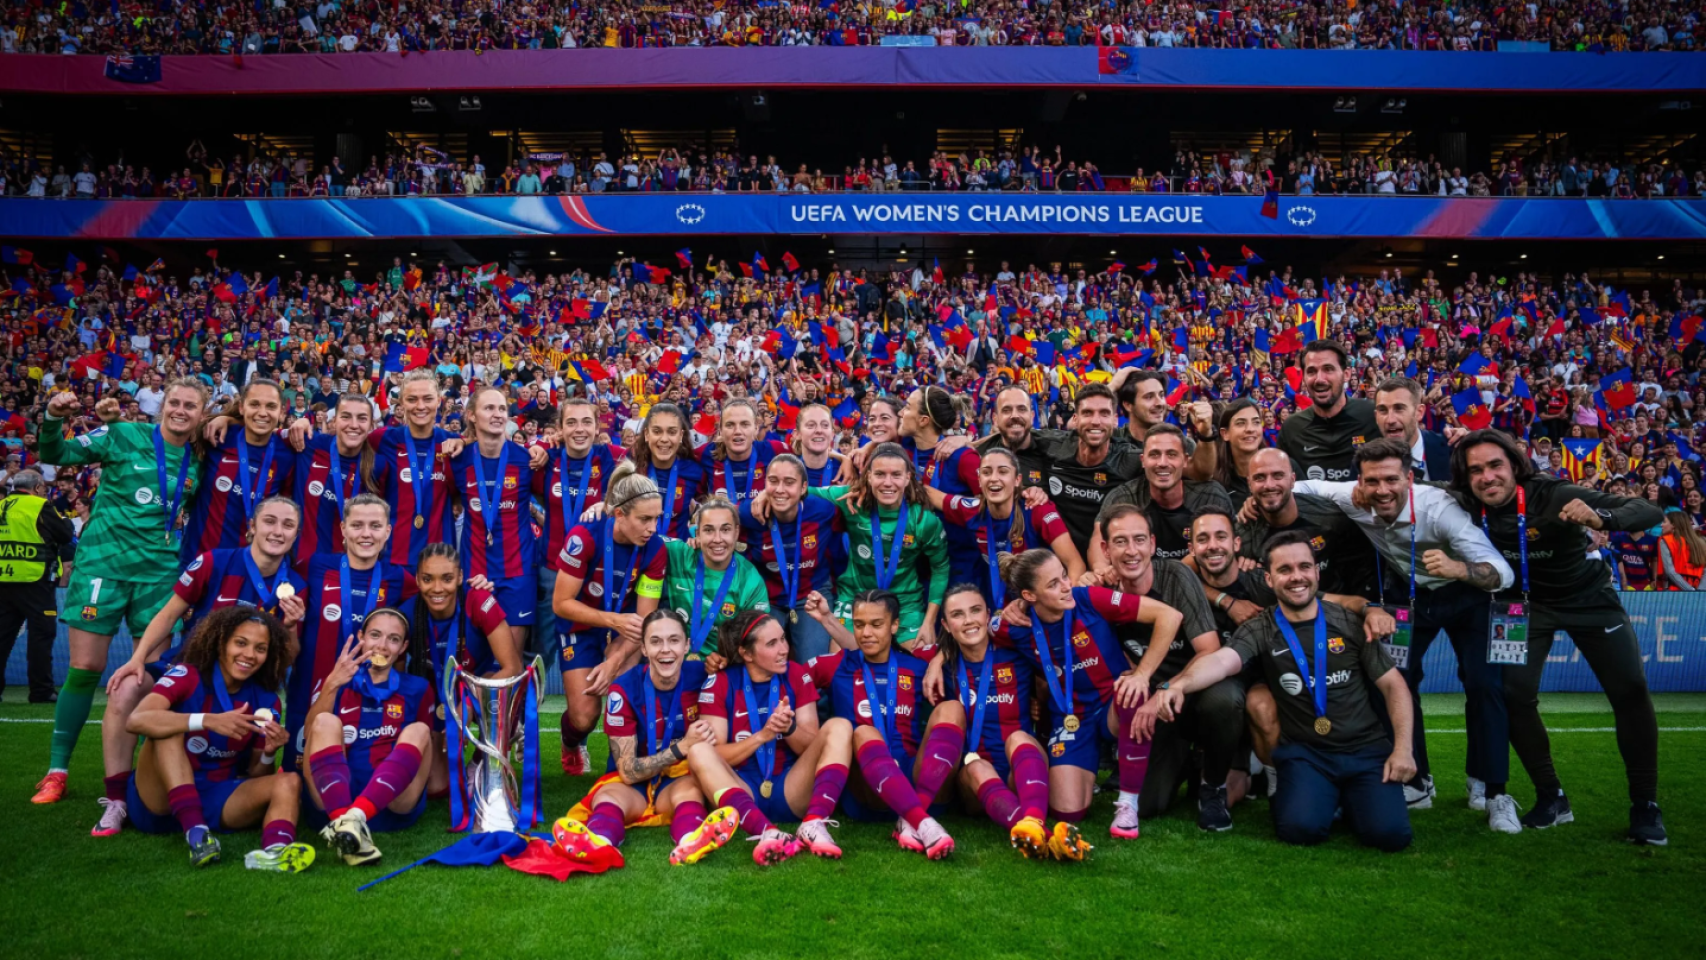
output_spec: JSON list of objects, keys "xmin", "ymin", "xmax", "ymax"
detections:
[
  {"xmin": 676, "ymin": 203, "xmax": 707, "ymax": 225},
  {"xmin": 1286, "ymin": 205, "xmax": 1318, "ymax": 227}
]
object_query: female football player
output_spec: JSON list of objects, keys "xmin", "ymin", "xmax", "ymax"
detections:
[
  {"xmin": 928, "ymin": 447, "xmax": 1085, "ymax": 610},
  {"xmin": 627, "ymin": 402, "xmax": 706, "ymax": 539},
  {"xmin": 736, "ymin": 454, "xmax": 842, "ymax": 660},
  {"xmin": 533, "ymin": 397, "xmax": 624, "ymax": 650},
  {"xmin": 659, "ymin": 496, "xmax": 771, "ymax": 656},
  {"xmin": 448, "ymin": 386, "xmax": 537, "ymax": 648}
]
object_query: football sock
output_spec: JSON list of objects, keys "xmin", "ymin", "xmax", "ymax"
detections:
[
  {"xmin": 1115, "ymin": 701, "xmax": 1150, "ymax": 794},
  {"xmin": 560, "ymin": 711, "xmax": 587, "ymax": 750},
  {"xmin": 262, "ymin": 820, "xmax": 294, "ymax": 849},
  {"xmin": 912, "ymin": 724, "xmax": 965, "ymax": 808},
  {"xmin": 1049, "ymin": 806, "xmax": 1087, "ymax": 824},
  {"xmin": 670, "ymin": 801, "xmax": 706, "ymax": 844},
  {"xmin": 103, "ymin": 773, "xmax": 130, "ymax": 803},
  {"xmin": 587, "ymin": 801, "xmax": 627, "ymax": 846},
  {"xmin": 855, "ymin": 740, "xmax": 928, "ymax": 829},
  {"xmin": 805, "ymin": 763, "xmax": 848, "ymax": 822},
  {"xmin": 48, "ymin": 667, "xmax": 101, "ymax": 771},
  {"xmin": 976, "ymin": 777, "xmax": 1023, "ymax": 828},
  {"xmin": 352, "ymin": 742, "xmax": 422, "ymax": 819},
  {"xmin": 309, "ymin": 746, "xmax": 353, "ymax": 816},
  {"xmin": 716, "ymin": 787, "xmax": 773, "ymax": 838},
  {"xmin": 1010, "ymin": 742, "xmax": 1050, "ymax": 821},
  {"xmin": 168, "ymin": 783, "xmax": 205, "ymax": 835}
]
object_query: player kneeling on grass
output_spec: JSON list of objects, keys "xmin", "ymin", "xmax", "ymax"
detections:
[
  {"xmin": 685, "ymin": 610, "xmax": 855, "ymax": 865},
  {"xmin": 302, "ymin": 608, "xmax": 435, "ymax": 866},
  {"xmin": 553, "ymin": 610, "xmax": 740, "ymax": 868},
  {"xmin": 929, "ymin": 584, "xmax": 1087, "ymax": 861},
  {"xmin": 123, "ymin": 606, "xmax": 313, "ymax": 872},
  {"xmin": 1134, "ymin": 531, "xmax": 1415, "ymax": 852}
]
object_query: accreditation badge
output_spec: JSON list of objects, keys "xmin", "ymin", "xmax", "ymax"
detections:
[
  {"xmin": 1380, "ymin": 606, "xmax": 1414, "ymax": 670},
  {"xmin": 1487, "ymin": 601, "xmax": 1529, "ymax": 666}
]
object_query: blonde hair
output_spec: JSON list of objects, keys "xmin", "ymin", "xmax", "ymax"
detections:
[{"xmin": 606, "ymin": 460, "xmax": 661, "ymax": 513}]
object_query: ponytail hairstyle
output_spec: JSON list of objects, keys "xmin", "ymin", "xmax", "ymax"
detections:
[
  {"xmin": 362, "ymin": 606, "xmax": 414, "ymax": 673},
  {"xmin": 605, "ymin": 459, "xmax": 661, "ymax": 514},
  {"xmin": 936, "ymin": 582, "xmax": 989, "ymax": 679},
  {"xmin": 641, "ymin": 607, "xmax": 690, "ymax": 647},
  {"xmin": 790, "ymin": 403, "xmax": 834, "ymax": 457},
  {"xmin": 716, "ymin": 608, "xmax": 784, "ymax": 669},
  {"xmin": 251, "ymin": 494, "xmax": 302, "ymax": 526},
  {"xmin": 631, "ymin": 402, "xmax": 695, "ymax": 472},
  {"xmin": 847, "ymin": 441, "xmax": 929, "ymax": 515},
  {"xmin": 865, "ymin": 396, "xmax": 903, "ymax": 437},
  {"xmin": 918, "ymin": 384, "xmax": 957, "ymax": 434},
  {"xmin": 765, "ymin": 453, "xmax": 807, "ymax": 487},
  {"xmin": 405, "ymin": 542, "xmax": 463, "ymax": 682},
  {"xmin": 692, "ymin": 493, "xmax": 739, "ymax": 531},
  {"xmin": 997, "ymin": 548, "xmax": 1059, "ymax": 601},
  {"xmin": 230, "ymin": 377, "xmax": 285, "ymax": 421},
  {"xmin": 849, "ymin": 588, "xmax": 901, "ymax": 629},
  {"xmin": 159, "ymin": 375, "xmax": 215, "ymax": 459},
  {"xmin": 978, "ymin": 446, "xmax": 1028, "ymax": 549},
  {"xmin": 333, "ymin": 393, "xmax": 381, "ymax": 493}
]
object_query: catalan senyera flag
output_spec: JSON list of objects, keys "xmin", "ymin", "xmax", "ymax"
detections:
[{"xmin": 1559, "ymin": 438, "xmax": 1604, "ymax": 481}]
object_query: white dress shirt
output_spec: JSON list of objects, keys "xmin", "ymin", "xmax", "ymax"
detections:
[{"xmin": 1292, "ymin": 479, "xmax": 1514, "ymax": 593}]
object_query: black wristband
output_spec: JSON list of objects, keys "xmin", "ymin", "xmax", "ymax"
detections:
[{"xmin": 669, "ymin": 740, "xmax": 685, "ymax": 762}]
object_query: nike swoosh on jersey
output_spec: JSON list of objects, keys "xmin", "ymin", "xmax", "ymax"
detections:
[
  {"xmin": 339, "ymin": 707, "xmax": 360, "ymax": 715},
  {"xmin": 1304, "ymin": 445, "xmax": 1323, "ymax": 453},
  {"xmin": 1605, "ymin": 625, "xmax": 1620, "ymax": 633},
  {"xmin": 134, "ymin": 463, "xmax": 152, "ymax": 471},
  {"xmin": 216, "ymin": 596, "xmax": 237, "ymax": 603}
]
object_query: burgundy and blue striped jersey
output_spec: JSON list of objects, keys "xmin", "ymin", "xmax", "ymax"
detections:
[{"xmin": 179, "ymin": 431, "xmax": 294, "ymax": 565}]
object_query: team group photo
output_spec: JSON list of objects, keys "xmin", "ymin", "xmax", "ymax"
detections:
[{"xmin": 2, "ymin": 17, "xmax": 1704, "ymax": 958}]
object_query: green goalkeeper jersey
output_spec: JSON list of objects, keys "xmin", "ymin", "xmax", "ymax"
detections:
[
  {"xmin": 811, "ymin": 486, "xmax": 949, "ymax": 613},
  {"xmin": 659, "ymin": 538, "xmax": 771, "ymax": 654},
  {"xmin": 39, "ymin": 416, "xmax": 199, "ymax": 583}
]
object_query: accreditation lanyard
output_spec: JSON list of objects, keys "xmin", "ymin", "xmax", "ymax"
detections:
[
  {"xmin": 1029, "ymin": 606, "xmax": 1076, "ymax": 720},
  {"xmin": 475, "ymin": 444, "xmax": 510, "ymax": 547},
  {"xmin": 560, "ymin": 449, "xmax": 592, "ymax": 542},
  {"xmin": 1481, "ymin": 486, "xmax": 1530, "ymax": 598},
  {"xmin": 153, "ymin": 426, "xmax": 192, "ymax": 544},
  {"xmin": 239, "ymin": 549, "xmax": 285, "ymax": 611},
  {"xmin": 689, "ymin": 558, "xmax": 737, "ymax": 653},
  {"xmin": 858, "ymin": 654, "xmax": 900, "ymax": 743},
  {"xmin": 403, "ymin": 430, "xmax": 435, "ymax": 519},
  {"xmin": 235, "ymin": 435, "xmax": 275, "ymax": 517},
  {"xmin": 739, "ymin": 669, "xmax": 782, "ymax": 776},
  {"xmin": 339, "ymin": 556, "xmax": 382, "ymax": 640},
  {"xmin": 957, "ymin": 652, "xmax": 995, "ymax": 759},
  {"xmin": 643, "ymin": 674, "xmax": 685, "ymax": 760},
  {"xmin": 1273, "ymin": 610, "xmax": 1329, "ymax": 726},
  {"xmin": 769, "ymin": 514, "xmax": 803, "ymax": 610},
  {"xmin": 869, "ymin": 506, "xmax": 908, "ymax": 590},
  {"xmin": 1375, "ymin": 482, "xmax": 1419, "ymax": 607}
]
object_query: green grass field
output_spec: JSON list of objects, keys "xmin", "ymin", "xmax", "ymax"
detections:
[{"xmin": 3, "ymin": 693, "xmax": 1700, "ymax": 960}]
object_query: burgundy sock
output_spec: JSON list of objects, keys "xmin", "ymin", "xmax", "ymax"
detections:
[
  {"xmin": 309, "ymin": 746, "xmax": 354, "ymax": 816},
  {"xmin": 586, "ymin": 801, "xmax": 627, "ymax": 846},
  {"xmin": 670, "ymin": 801, "xmax": 706, "ymax": 844},
  {"xmin": 352, "ymin": 743, "xmax": 422, "ymax": 820},
  {"xmin": 913, "ymin": 724, "xmax": 965, "ymax": 809},
  {"xmin": 855, "ymin": 740, "xmax": 929, "ymax": 829},
  {"xmin": 104, "ymin": 772, "xmax": 130, "ymax": 803},
  {"xmin": 805, "ymin": 763, "xmax": 849, "ymax": 822},
  {"xmin": 976, "ymin": 777, "xmax": 1023, "ymax": 828},
  {"xmin": 1010, "ymin": 742, "xmax": 1050, "ymax": 821},
  {"xmin": 1116, "ymin": 701, "xmax": 1151, "ymax": 794},
  {"xmin": 262, "ymin": 819, "xmax": 294, "ymax": 849},
  {"xmin": 167, "ymin": 783, "xmax": 204, "ymax": 834},
  {"xmin": 717, "ymin": 787, "xmax": 773, "ymax": 838},
  {"xmin": 1050, "ymin": 806, "xmax": 1087, "ymax": 823},
  {"xmin": 560, "ymin": 711, "xmax": 586, "ymax": 749}
]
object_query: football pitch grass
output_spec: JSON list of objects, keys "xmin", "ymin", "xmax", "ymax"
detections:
[{"xmin": 3, "ymin": 693, "xmax": 1700, "ymax": 960}]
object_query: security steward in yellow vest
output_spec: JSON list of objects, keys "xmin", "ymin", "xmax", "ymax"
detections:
[{"xmin": 0, "ymin": 471, "xmax": 75, "ymax": 703}]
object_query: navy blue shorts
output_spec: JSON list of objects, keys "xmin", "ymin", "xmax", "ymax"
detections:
[
  {"xmin": 558, "ymin": 629, "xmax": 608, "ymax": 672},
  {"xmin": 737, "ymin": 758, "xmax": 799, "ymax": 825},
  {"xmin": 126, "ymin": 774, "xmax": 244, "ymax": 834},
  {"xmin": 1044, "ymin": 700, "xmax": 1114, "ymax": 773},
  {"xmin": 488, "ymin": 575, "xmax": 536, "ymax": 627}
]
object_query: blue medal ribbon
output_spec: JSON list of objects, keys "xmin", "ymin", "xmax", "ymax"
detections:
[
  {"xmin": 858, "ymin": 653, "xmax": 900, "ymax": 743},
  {"xmin": 600, "ymin": 520, "xmax": 639, "ymax": 640},
  {"xmin": 1273, "ymin": 609, "xmax": 1330, "ymax": 725},
  {"xmin": 769, "ymin": 513, "xmax": 802, "ymax": 613},
  {"xmin": 1030, "ymin": 605, "xmax": 1076, "ymax": 722},
  {"xmin": 739, "ymin": 668, "xmax": 782, "ymax": 780},
  {"xmin": 650, "ymin": 460, "xmax": 680, "ymax": 531},
  {"xmin": 560, "ymin": 449, "xmax": 592, "ymax": 543},
  {"xmin": 338, "ymin": 556, "xmax": 383, "ymax": 641},
  {"xmin": 957, "ymin": 651, "xmax": 995, "ymax": 759},
  {"xmin": 403, "ymin": 430, "xmax": 435, "ymax": 524},
  {"xmin": 208, "ymin": 662, "xmax": 237, "ymax": 715},
  {"xmin": 429, "ymin": 600, "xmax": 467, "ymax": 682},
  {"xmin": 982, "ymin": 503, "xmax": 1007, "ymax": 612},
  {"xmin": 152, "ymin": 426, "xmax": 192, "ymax": 543},
  {"xmin": 325, "ymin": 444, "xmax": 354, "ymax": 522},
  {"xmin": 239, "ymin": 548, "xmax": 286, "ymax": 611},
  {"xmin": 350, "ymin": 663, "xmax": 401, "ymax": 702},
  {"xmin": 643, "ymin": 673, "xmax": 686, "ymax": 761},
  {"xmin": 235, "ymin": 434, "xmax": 276, "ymax": 517},
  {"xmin": 869, "ymin": 505, "xmax": 908, "ymax": 591},
  {"xmin": 475, "ymin": 443, "xmax": 510, "ymax": 547},
  {"xmin": 722, "ymin": 452, "xmax": 757, "ymax": 502},
  {"xmin": 689, "ymin": 557, "xmax": 738, "ymax": 653}
]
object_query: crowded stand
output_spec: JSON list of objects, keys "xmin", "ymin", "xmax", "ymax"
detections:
[
  {"xmin": 4, "ymin": 140, "xmax": 1702, "ymax": 200},
  {"xmin": 3, "ymin": 0, "xmax": 1700, "ymax": 55},
  {"xmin": 4, "ymin": 241, "xmax": 1694, "ymax": 870}
]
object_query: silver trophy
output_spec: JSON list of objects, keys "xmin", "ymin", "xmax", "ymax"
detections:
[{"xmin": 444, "ymin": 656, "xmax": 544, "ymax": 834}]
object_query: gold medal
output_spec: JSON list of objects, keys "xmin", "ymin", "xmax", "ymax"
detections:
[
  {"xmin": 759, "ymin": 780, "xmax": 773, "ymax": 799},
  {"xmin": 962, "ymin": 751, "xmax": 980, "ymax": 767},
  {"xmin": 1314, "ymin": 716, "xmax": 1332, "ymax": 736},
  {"xmin": 1063, "ymin": 714, "xmax": 1080, "ymax": 733},
  {"xmin": 414, "ymin": 516, "xmax": 425, "ymax": 529},
  {"xmin": 789, "ymin": 609, "xmax": 799, "ymax": 624}
]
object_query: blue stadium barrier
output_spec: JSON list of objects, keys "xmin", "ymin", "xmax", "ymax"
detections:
[{"xmin": 7, "ymin": 590, "xmax": 1705, "ymax": 698}]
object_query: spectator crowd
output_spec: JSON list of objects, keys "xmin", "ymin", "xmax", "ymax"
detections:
[
  {"xmin": 3, "ymin": 0, "xmax": 1699, "ymax": 56},
  {"xmin": 5, "ymin": 244, "xmax": 1706, "ymax": 545}
]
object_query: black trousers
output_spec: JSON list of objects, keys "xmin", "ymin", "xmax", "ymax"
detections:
[
  {"xmin": 1505, "ymin": 593, "xmax": 1658, "ymax": 804},
  {"xmin": 0, "ymin": 579, "xmax": 59, "ymax": 701},
  {"xmin": 1137, "ymin": 677, "xmax": 1246, "ymax": 818},
  {"xmin": 1403, "ymin": 580, "xmax": 1509, "ymax": 787}
]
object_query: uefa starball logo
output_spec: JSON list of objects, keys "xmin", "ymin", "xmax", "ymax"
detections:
[
  {"xmin": 676, "ymin": 203, "xmax": 707, "ymax": 225},
  {"xmin": 1286, "ymin": 205, "xmax": 1318, "ymax": 227}
]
